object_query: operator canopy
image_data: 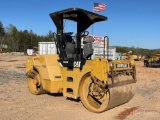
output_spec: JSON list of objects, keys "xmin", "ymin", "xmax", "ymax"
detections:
[{"xmin": 49, "ymin": 8, "xmax": 107, "ymax": 33}]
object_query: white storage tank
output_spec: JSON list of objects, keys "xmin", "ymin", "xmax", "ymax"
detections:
[
  {"xmin": 92, "ymin": 47, "xmax": 116, "ymax": 60},
  {"xmin": 27, "ymin": 49, "xmax": 33, "ymax": 56},
  {"xmin": 38, "ymin": 42, "xmax": 57, "ymax": 55}
]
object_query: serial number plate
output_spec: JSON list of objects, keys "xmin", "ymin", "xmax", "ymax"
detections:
[{"xmin": 116, "ymin": 64, "xmax": 128, "ymax": 68}]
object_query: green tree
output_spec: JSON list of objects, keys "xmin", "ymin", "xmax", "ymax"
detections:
[
  {"xmin": 4, "ymin": 24, "xmax": 20, "ymax": 51},
  {"xmin": 0, "ymin": 21, "xmax": 5, "ymax": 36},
  {"xmin": 0, "ymin": 21, "xmax": 5, "ymax": 49},
  {"xmin": 12, "ymin": 26, "xmax": 19, "ymax": 51},
  {"xmin": 45, "ymin": 30, "xmax": 53, "ymax": 42}
]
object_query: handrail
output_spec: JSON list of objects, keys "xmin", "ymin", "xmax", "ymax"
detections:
[{"xmin": 104, "ymin": 36, "xmax": 109, "ymax": 59}]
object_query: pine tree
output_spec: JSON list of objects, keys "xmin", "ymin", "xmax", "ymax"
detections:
[{"xmin": 0, "ymin": 21, "xmax": 5, "ymax": 49}]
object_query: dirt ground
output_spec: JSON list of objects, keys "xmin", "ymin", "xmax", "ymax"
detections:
[{"xmin": 0, "ymin": 54, "xmax": 159, "ymax": 120}]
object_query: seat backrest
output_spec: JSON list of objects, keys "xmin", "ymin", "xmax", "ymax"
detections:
[
  {"xmin": 82, "ymin": 36, "xmax": 94, "ymax": 59},
  {"xmin": 83, "ymin": 36, "xmax": 95, "ymax": 44},
  {"xmin": 83, "ymin": 43, "xmax": 93, "ymax": 59},
  {"xmin": 65, "ymin": 42, "xmax": 75, "ymax": 59},
  {"xmin": 64, "ymin": 34, "xmax": 75, "ymax": 59},
  {"xmin": 65, "ymin": 34, "xmax": 73, "ymax": 43}
]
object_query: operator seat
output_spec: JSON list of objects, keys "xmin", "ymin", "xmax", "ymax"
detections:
[
  {"xmin": 64, "ymin": 34, "xmax": 75, "ymax": 59},
  {"xmin": 83, "ymin": 36, "xmax": 95, "ymax": 59}
]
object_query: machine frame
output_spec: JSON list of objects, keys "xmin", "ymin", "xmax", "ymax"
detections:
[{"xmin": 26, "ymin": 8, "xmax": 137, "ymax": 113}]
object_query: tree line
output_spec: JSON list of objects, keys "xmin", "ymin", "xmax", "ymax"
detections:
[
  {"xmin": 0, "ymin": 21, "xmax": 159, "ymax": 56},
  {"xmin": 116, "ymin": 46, "xmax": 160, "ymax": 57},
  {"xmin": 0, "ymin": 21, "xmax": 53, "ymax": 53}
]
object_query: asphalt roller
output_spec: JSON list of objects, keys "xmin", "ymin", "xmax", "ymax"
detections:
[
  {"xmin": 78, "ymin": 58, "xmax": 136, "ymax": 112},
  {"xmin": 26, "ymin": 8, "xmax": 137, "ymax": 113}
]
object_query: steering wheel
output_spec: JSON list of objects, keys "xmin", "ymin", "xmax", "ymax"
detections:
[{"xmin": 80, "ymin": 31, "xmax": 89, "ymax": 37}]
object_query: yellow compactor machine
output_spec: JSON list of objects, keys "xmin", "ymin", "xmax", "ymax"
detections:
[
  {"xmin": 122, "ymin": 51, "xmax": 139, "ymax": 61},
  {"xmin": 26, "ymin": 8, "xmax": 137, "ymax": 113},
  {"xmin": 144, "ymin": 54, "xmax": 160, "ymax": 67}
]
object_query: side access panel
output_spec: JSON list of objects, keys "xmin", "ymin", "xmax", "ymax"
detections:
[
  {"xmin": 27, "ymin": 54, "xmax": 63, "ymax": 93},
  {"xmin": 61, "ymin": 60, "xmax": 92, "ymax": 99}
]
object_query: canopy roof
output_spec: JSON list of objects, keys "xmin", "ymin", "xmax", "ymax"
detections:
[{"xmin": 50, "ymin": 8, "xmax": 107, "ymax": 32}]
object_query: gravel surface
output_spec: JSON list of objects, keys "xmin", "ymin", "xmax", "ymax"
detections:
[
  {"xmin": 0, "ymin": 54, "xmax": 159, "ymax": 120},
  {"xmin": 0, "ymin": 69, "xmax": 26, "ymax": 84}
]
